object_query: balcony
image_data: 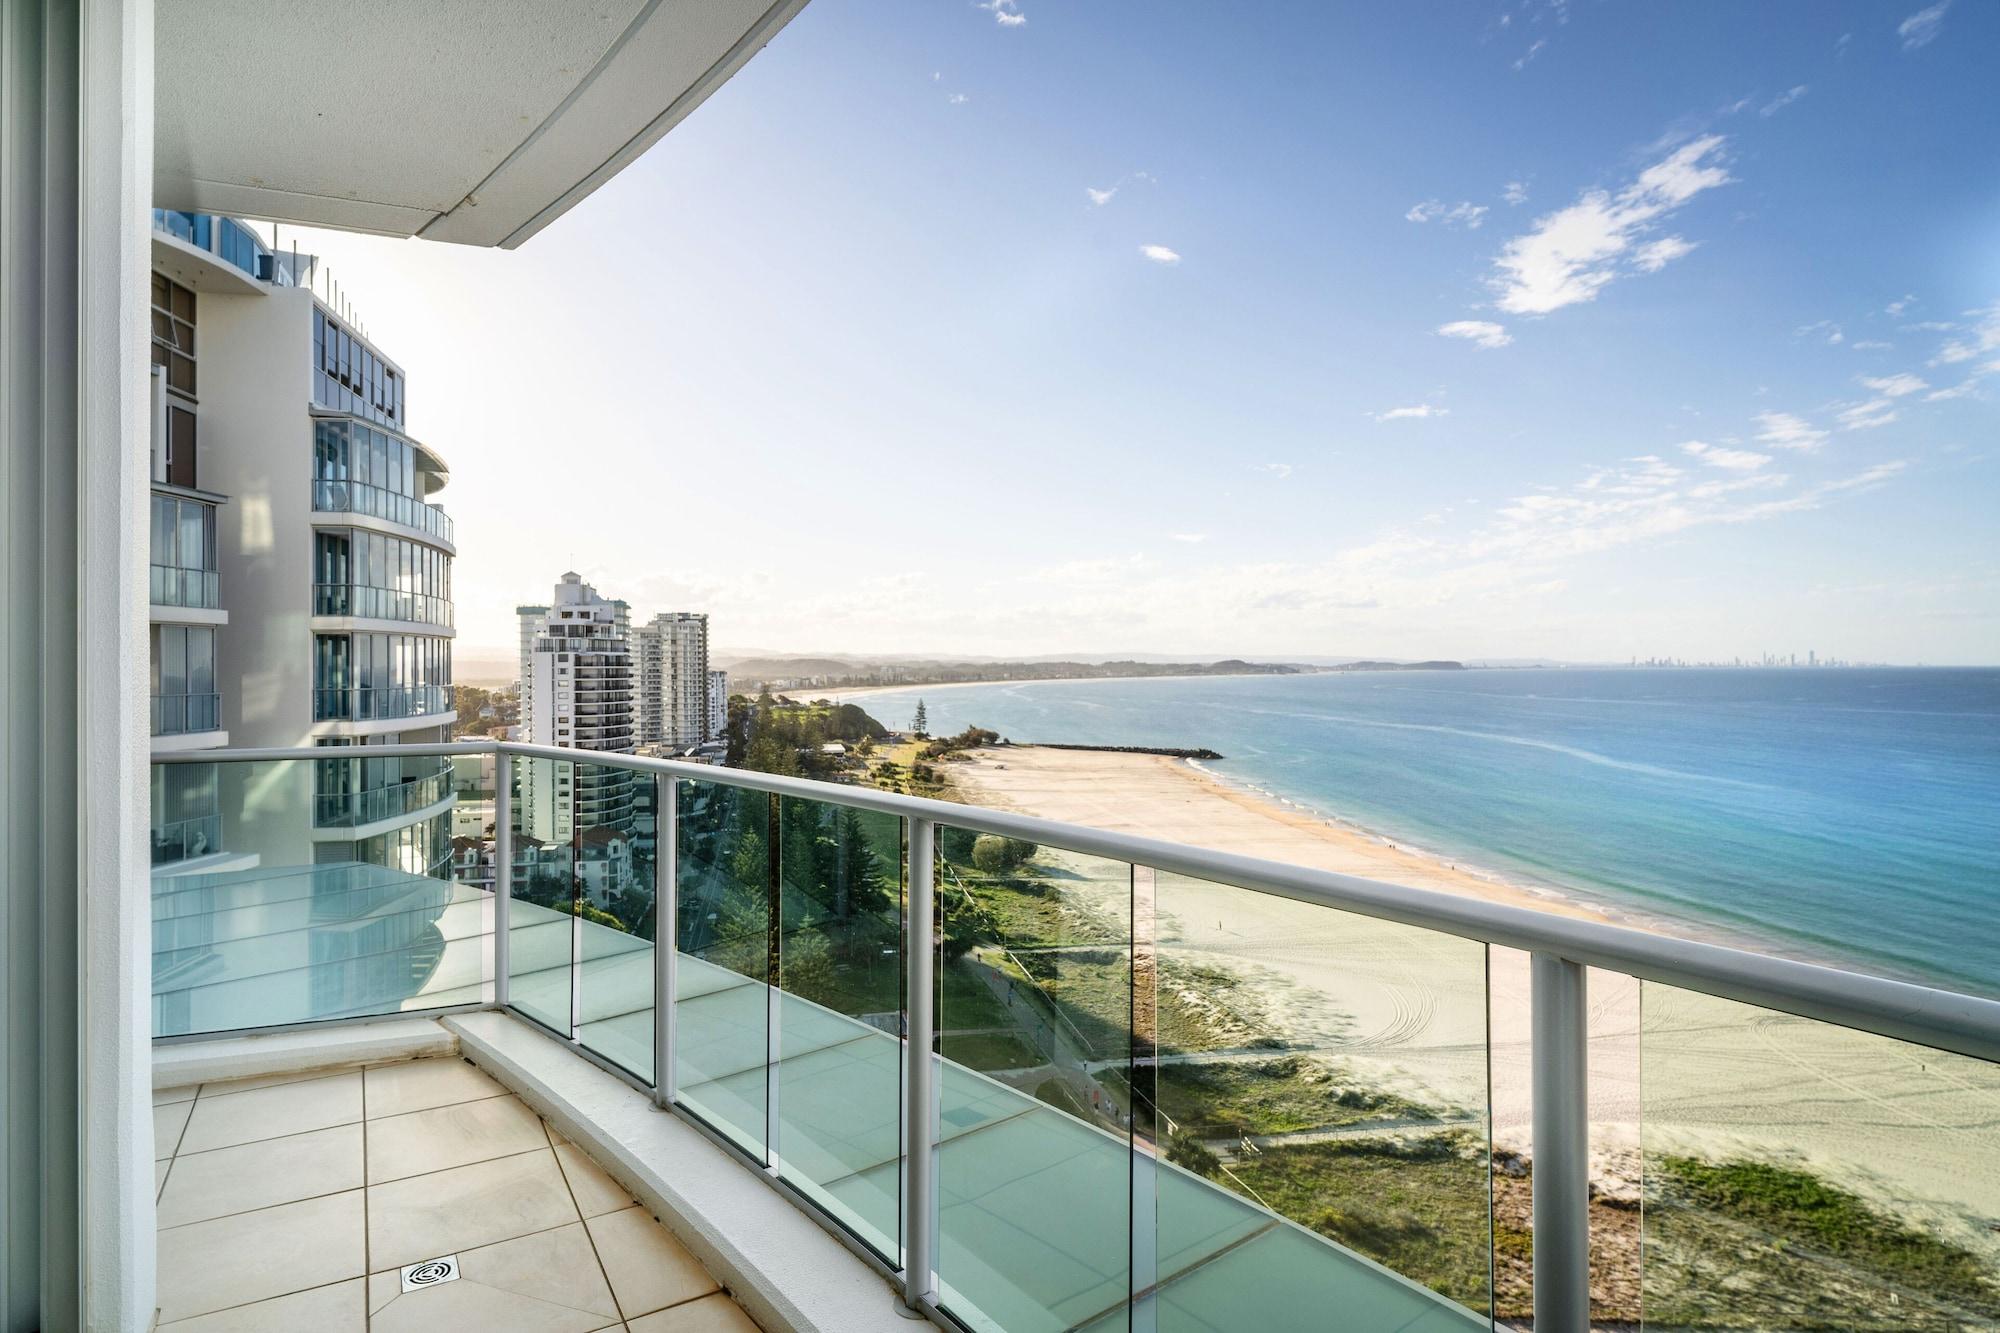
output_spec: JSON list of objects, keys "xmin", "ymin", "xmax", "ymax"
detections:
[
  {"xmin": 150, "ymin": 209, "xmax": 316, "ymax": 288},
  {"xmin": 312, "ymin": 478, "xmax": 455, "ymax": 548},
  {"xmin": 152, "ymin": 691, "xmax": 220, "ymax": 737},
  {"xmin": 313, "ymin": 684, "xmax": 454, "ymax": 725},
  {"xmin": 313, "ymin": 582, "xmax": 455, "ymax": 630},
  {"xmin": 314, "ymin": 760, "xmax": 456, "ymax": 829},
  {"xmin": 147, "ymin": 741, "xmax": 2000, "ymax": 1333},
  {"xmin": 150, "ymin": 564, "xmax": 220, "ymax": 610}
]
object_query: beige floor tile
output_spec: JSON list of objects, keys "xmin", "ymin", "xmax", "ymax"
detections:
[
  {"xmin": 364, "ymin": 1057, "xmax": 508, "ymax": 1119},
  {"xmin": 156, "ymin": 1190, "xmax": 365, "ymax": 1322},
  {"xmin": 155, "ymin": 1083, "xmax": 199, "ymax": 1107},
  {"xmin": 155, "ymin": 1098, "xmax": 194, "ymax": 1160},
  {"xmin": 157, "ymin": 1123, "xmax": 362, "ymax": 1228},
  {"xmin": 367, "ymin": 1148, "xmax": 579, "ymax": 1270},
  {"xmin": 554, "ymin": 1143, "xmax": 636, "ymax": 1218},
  {"xmin": 368, "ymin": 1222, "xmax": 622, "ymax": 1333},
  {"xmin": 178, "ymin": 1071, "xmax": 362, "ymax": 1154},
  {"xmin": 366, "ymin": 1093, "xmax": 549, "ymax": 1184},
  {"xmin": 585, "ymin": 1207, "xmax": 719, "ymax": 1319},
  {"xmin": 627, "ymin": 1293, "xmax": 761, "ymax": 1332},
  {"xmin": 158, "ymin": 1277, "xmax": 366, "ymax": 1331}
]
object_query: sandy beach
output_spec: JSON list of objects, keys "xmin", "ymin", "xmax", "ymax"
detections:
[{"xmin": 946, "ymin": 744, "xmax": 2000, "ymax": 1256}]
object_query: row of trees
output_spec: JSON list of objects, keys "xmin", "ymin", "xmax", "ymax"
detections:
[{"xmin": 725, "ymin": 689, "xmax": 889, "ymax": 779}]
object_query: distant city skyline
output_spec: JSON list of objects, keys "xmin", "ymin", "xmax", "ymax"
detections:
[{"xmin": 263, "ymin": 1, "xmax": 1995, "ymax": 665}]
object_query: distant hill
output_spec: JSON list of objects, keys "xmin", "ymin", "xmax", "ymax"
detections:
[
  {"xmin": 1325, "ymin": 659, "xmax": 1465, "ymax": 672},
  {"xmin": 721, "ymin": 656, "xmax": 1300, "ymax": 688}
]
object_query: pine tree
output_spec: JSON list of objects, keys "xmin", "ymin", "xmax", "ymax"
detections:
[{"xmin": 912, "ymin": 699, "xmax": 929, "ymax": 738}]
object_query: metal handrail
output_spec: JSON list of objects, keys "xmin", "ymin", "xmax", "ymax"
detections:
[{"xmin": 150, "ymin": 738, "xmax": 2000, "ymax": 1066}]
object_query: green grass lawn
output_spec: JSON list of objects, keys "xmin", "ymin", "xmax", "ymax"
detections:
[
  {"xmin": 1150, "ymin": 1056, "xmax": 1444, "ymax": 1138},
  {"xmin": 941, "ymin": 1031, "xmax": 1045, "ymax": 1072},
  {"xmin": 1220, "ymin": 1132, "xmax": 1493, "ymax": 1315},
  {"xmin": 1641, "ymin": 1156, "xmax": 2000, "ymax": 1331}
]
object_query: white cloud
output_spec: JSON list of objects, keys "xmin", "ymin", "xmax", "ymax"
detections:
[
  {"xmin": 1488, "ymin": 135, "xmax": 1732, "ymax": 316},
  {"xmin": 1406, "ymin": 200, "xmax": 1490, "ymax": 229},
  {"xmin": 1850, "ymin": 340, "xmax": 1893, "ymax": 351},
  {"xmin": 1860, "ymin": 372, "xmax": 1928, "ymax": 398},
  {"xmin": 1899, "ymin": 1, "xmax": 1949, "ymax": 50},
  {"xmin": 1169, "ymin": 533, "xmax": 1208, "ymax": 544},
  {"xmin": 1926, "ymin": 380, "xmax": 1979, "ymax": 401},
  {"xmin": 1886, "ymin": 294, "xmax": 1917, "ymax": 317},
  {"xmin": 1376, "ymin": 404, "xmax": 1450, "ymax": 422},
  {"xmin": 1681, "ymin": 440, "xmax": 1772, "ymax": 471},
  {"xmin": 1513, "ymin": 38, "xmax": 1547, "ymax": 71},
  {"xmin": 1138, "ymin": 244, "xmax": 1181, "ymax": 266},
  {"xmin": 1256, "ymin": 462, "xmax": 1293, "ymax": 479},
  {"xmin": 1086, "ymin": 186, "xmax": 1115, "ymax": 206},
  {"xmin": 1838, "ymin": 398, "xmax": 1898, "ymax": 431},
  {"xmin": 1754, "ymin": 410, "xmax": 1829, "ymax": 452},
  {"xmin": 1503, "ymin": 181, "xmax": 1529, "ymax": 205},
  {"xmin": 1797, "ymin": 319, "xmax": 1844, "ymax": 345},
  {"xmin": 1632, "ymin": 235, "xmax": 1696, "ymax": 272},
  {"xmin": 948, "ymin": 92, "xmax": 969, "ymax": 105},
  {"xmin": 1931, "ymin": 302, "xmax": 1999, "ymax": 366},
  {"xmin": 1437, "ymin": 320, "xmax": 1512, "ymax": 349},
  {"xmin": 975, "ymin": 0, "xmax": 1027, "ymax": 26},
  {"xmin": 1760, "ymin": 85, "xmax": 1809, "ymax": 116}
]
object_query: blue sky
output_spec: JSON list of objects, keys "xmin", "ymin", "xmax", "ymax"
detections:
[{"xmin": 283, "ymin": 0, "xmax": 1999, "ymax": 665}]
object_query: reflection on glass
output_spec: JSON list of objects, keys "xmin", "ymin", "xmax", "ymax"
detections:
[
  {"xmin": 507, "ymin": 757, "xmax": 576, "ymax": 1036},
  {"xmin": 934, "ymin": 825, "xmax": 1132, "ymax": 1332},
  {"xmin": 1132, "ymin": 870, "xmax": 1491, "ymax": 1328},
  {"xmin": 150, "ymin": 758, "xmax": 487, "ymax": 1038},
  {"xmin": 1640, "ymin": 984, "xmax": 2000, "ymax": 1332},
  {"xmin": 675, "ymin": 781, "xmax": 773, "ymax": 1157},
  {"xmin": 575, "ymin": 766, "xmax": 658, "ymax": 1082},
  {"xmin": 771, "ymin": 796, "xmax": 904, "ymax": 1261}
]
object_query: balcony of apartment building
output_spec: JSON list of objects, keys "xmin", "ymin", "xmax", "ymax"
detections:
[
  {"xmin": 313, "ymin": 756, "xmax": 459, "ymax": 836},
  {"xmin": 312, "ymin": 684, "xmax": 458, "ymax": 728},
  {"xmin": 311, "ymin": 415, "xmax": 456, "ymax": 553},
  {"xmin": 13, "ymin": 2, "xmax": 1999, "ymax": 1331},
  {"xmin": 138, "ymin": 741, "xmax": 2000, "ymax": 1333}
]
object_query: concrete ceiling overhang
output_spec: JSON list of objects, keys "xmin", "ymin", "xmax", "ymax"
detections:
[{"xmin": 155, "ymin": 0, "xmax": 806, "ymax": 249}]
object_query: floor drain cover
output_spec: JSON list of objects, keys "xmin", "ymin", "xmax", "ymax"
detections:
[{"xmin": 400, "ymin": 1255, "xmax": 460, "ymax": 1293}]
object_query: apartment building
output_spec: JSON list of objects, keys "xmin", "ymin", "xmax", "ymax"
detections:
[
  {"xmin": 518, "ymin": 573, "xmax": 637, "ymax": 845},
  {"xmin": 635, "ymin": 610, "xmax": 711, "ymax": 752},
  {"xmin": 708, "ymin": 667, "xmax": 731, "ymax": 741},
  {"xmin": 144, "ymin": 213, "xmax": 459, "ymax": 881}
]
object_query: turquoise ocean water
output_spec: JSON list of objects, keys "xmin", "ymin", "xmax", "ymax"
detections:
[{"xmin": 847, "ymin": 669, "xmax": 2000, "ymax": 995}]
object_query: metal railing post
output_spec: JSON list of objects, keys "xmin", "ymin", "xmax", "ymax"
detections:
[
  {"xmin": 1531, "ymin": 952, "xmax": 1590, "ymax": 1333},
  {"xmin": 901, "ymin": 817, "xmax": 938, "ymax": 1313},
  {"xmin": 492, "ymin": 752, "xmax": 512, "ymax": 1009},
  {"xmin": 655, "ymin": 774, "xmax": 677, "ymax": 1107}
]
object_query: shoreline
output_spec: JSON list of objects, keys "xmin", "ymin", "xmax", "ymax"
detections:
[
  {"xmin": 948, "ymin": 742, "xmax": 1631, "ymax": 932},
  {"xmin": 940, "ymin": 743, "xmax": 2000, "ymax": 1252}
]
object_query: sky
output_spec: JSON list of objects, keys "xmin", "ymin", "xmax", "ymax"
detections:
[{"xmin": 278, "ymin": 0, "xmax": 2000, "ymax": 667}]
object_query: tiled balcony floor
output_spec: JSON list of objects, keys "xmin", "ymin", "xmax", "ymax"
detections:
[{"xmin": 153, "ymin": 1056, "xmax": 758, "ymax": 1331}]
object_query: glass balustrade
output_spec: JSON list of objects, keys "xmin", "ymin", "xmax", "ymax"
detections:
[
  {"xmin": 312, "ymin": 582, "xmax": 454, "ymax": 628},
  {"xmin": 149, "ymin": 564, "xmax": 220, "ymax": 610},
  {"xmin": 311, "ymin": 684, "xmax": 453, "ymax": 723},
  {"xmin": 149, "ymin": 756, "xmax": 490, "ymax": 1038},
  {"xmin": 312, "ymin": 761, "xmax": 455, "ymax": 828},
  {"xmin": 150, "ymin": 744, "xmax": 2000, "ymax": 1331},
  {"xmin": 151, "ymin": 691, "xmax": 221, "ymax": 736},
  {"xmin": 309, "ymin": 478, "xmax": 454, "ymax": 545}
]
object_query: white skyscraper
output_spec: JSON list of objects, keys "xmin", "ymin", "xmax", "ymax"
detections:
[
  {"xmin": 519, "ymin": 573, "xmax": 636, "ymax": 844},
  {"xmin": 707, "ymin": 669, "xmax": 730, "ymax": 742},
  {"xmin": 635, "ymin": 611, "xmax": 710, "ymax": 752}
]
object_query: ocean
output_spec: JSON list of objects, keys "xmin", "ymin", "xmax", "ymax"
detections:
[{"xmin": 844, "ymin": 668, "xmax": 2000, "ymax": 995}]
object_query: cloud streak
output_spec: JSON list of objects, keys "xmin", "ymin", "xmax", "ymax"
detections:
[
  {"xmin": 1437, "ymin": 320, "xmax": 1513, "ymax": 349},
  {"xmin": 1376, "ymin": 404, "xmax": 1449, "ymax": 421},
  {"xmin": 1899, "ymin": 1, "xmax": 1949, "ymax": 50},
  {"xmin": 1406, "ymin": 200, "xmax": 1489, "ymax": 229},
  {"xmin": 1138, "ymin": 244, "xmax": 1181, "ymax": 266},
  {"xmin": 1488, "ymin": 135, "xmax": 1732, "ymax": 315}
]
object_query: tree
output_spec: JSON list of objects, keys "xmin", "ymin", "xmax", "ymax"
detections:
[
  {"xmin": 912, "ymin": 699, "xmax": 929, "ymax": 738},
  {"xmin": 1165, "ymin": 1129, "xmax": 1220, "ymax": 1178},
  {"xmin": 971, "ymin": 835, "xmax": 1037, "ymax": 874}
]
